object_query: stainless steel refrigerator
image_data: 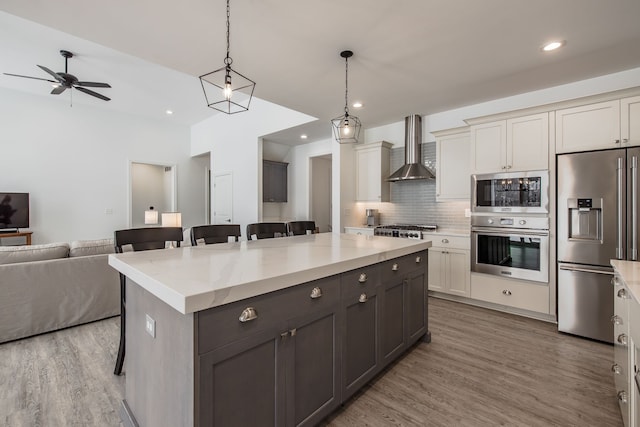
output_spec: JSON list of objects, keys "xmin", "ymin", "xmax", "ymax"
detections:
[{"xmin": 557, "ymin": 147, "xmax": 640, "ymax": 343}]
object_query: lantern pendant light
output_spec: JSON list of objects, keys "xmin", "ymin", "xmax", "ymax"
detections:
[
  {"xmin": 199, "ymin": 0, "xmax": 256, "ymax": 114},
  {"xmin": 331, "ymin": 50, "xmax": 362, "ymax": 144}
]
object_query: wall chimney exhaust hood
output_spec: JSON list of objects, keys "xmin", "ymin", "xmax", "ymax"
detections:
[{"xmin": 387, "ymin": 115, "xmax": 435, "ymax": 182}]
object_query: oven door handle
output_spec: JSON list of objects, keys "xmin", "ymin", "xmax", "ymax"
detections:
[{"xmin": 471, "ymin": 227, "xmax": 549, "ymax": 237}]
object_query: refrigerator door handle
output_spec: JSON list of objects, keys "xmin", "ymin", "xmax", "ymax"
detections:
[
  {"xmin": 631, "ymin": 155, "xmax": 638, "ymax": 261},
  {"xmin": 559, "ymin": 264, "xmax": 614, "ymax": 275},
  {"xmin": 617, "ymin": 157, "xmax": 624, "ymax": 259}
]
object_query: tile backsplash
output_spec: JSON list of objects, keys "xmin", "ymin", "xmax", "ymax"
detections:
[{"xmin": 361, "ymin": 142, "xmax": 470, "ymax": 232}]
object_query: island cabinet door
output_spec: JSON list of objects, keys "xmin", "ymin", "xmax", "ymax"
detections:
[
  {"xmin": 379, "ymin": 276, "xmax": 407, "ymax": 365},
  {"xmin": 197, "ymin": 326, "xmax": 286, "ymax": 427},
  {"xmin": 406, "ymin": 269, "xmax": 428, "ymax": 344},
  {"xmin": 284, "ymin": 307, "xmax": 341, "ymax": 427}
]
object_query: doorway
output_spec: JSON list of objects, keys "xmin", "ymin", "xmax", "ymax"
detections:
[
  {"xmin": 310, "ymin": 155, "xmax": 332, "ymax": 232},
  {"xmin": 129, "ymin": 162, "xmax": 177, "ymax": 227},
  {"xmin": 213, "ymin": 172, "xmax": 233, "ymax": 224}
]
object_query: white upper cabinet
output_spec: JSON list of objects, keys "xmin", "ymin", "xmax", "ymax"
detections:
[
  {"xmin": 555, "ymin": 100, "xmax": 621, "ymax": 153},
  {"xmin": 470, "ymin": 112, "xmax": 549, "ymax": 174},
  {"xmin": 622, "ymin": 95, "xmax": 640, "ymax": 147},
  {"xmin": 433, "ymin": 127, "xmax": 470, "ymax": 201},
  {"xmin": 355, "ymin": 141, "xmax": 392, "ymax": 202}
]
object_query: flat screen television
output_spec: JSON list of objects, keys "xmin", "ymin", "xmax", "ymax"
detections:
[{"xmin": 0, "ymin": 192, "xmax": 30, "ymax": 230}]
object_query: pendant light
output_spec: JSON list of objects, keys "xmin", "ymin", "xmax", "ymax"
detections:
[
  {"xmin": 331, "ymin": 50, "xmax": 362, "ymax": 144},
  {"xmin": 199, "ymin": 0, "xmax": 255, "ymax": 114}
]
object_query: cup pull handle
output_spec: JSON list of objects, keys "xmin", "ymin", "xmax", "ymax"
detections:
[
  {"xmin": 358, "ymin": 273, "xmax": 367, "ymax": 283},
  {"xmin": 392, "ymin": 263, "xmax": 399, "ymax": 271},
  {"xmin": 239, "ymin": 307, "xmax": 258, "ymax": 323},
  {"xmin": 310, "ymin": 287, "xmax": 323, "ymax": 299},
  {"xmin": 359, "ymin": 293, "xmax": 368, "ymax": 303}
]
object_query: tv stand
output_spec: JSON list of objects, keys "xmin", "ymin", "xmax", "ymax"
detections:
[
  {"xmin": 0, "ymin": 231, "xmax": 32, "ymax": 245},
  {"xmin": 0, "ymin": 229, "xmax": 18, "ymax": 234}
]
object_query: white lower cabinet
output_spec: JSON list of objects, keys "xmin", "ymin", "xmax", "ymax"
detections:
[
  {"xmin": 428, "ymin": 235, "xmax": 470, "ymax": 297},
  {"xmin": 470, "ymin": 273, "xmax": 549, "ymax": 314},
  {"xmin": 344, "ymin": 227, "xmax": 375, "ymax": 236}
]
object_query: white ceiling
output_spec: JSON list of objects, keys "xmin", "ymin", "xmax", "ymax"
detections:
[{"xmin": 2, "ymin": 1, "xmax": 640, "ymax": 146}]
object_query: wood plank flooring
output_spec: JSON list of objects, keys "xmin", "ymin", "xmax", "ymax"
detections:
[{"xmin": 0, "ymin": 298, "xmax": 622, "ymax": 427}]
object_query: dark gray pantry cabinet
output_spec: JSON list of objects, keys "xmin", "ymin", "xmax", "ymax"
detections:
[{"xmin": 197, "ymin": 250, "xmax": 429, "ymax": 426}]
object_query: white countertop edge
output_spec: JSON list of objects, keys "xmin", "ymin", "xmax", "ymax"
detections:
[
  {"xmin": 611, "ymin": 259, "xmax": 640, "ymax": 303},
  {"xmin": 109, "ymin": 237, "xmax": 431, "ymax": 314}
]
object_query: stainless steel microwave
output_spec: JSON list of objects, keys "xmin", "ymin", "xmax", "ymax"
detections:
[{"xmin": 471, "ymin": 170, "xmax": 549, "ymax": 214}]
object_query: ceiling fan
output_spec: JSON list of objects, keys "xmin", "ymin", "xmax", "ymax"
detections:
[{"xmin": 3, "ymin": 49, "xmax": 112, "ymax": 101}]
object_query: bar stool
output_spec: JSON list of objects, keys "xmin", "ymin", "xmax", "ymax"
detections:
[
  {"xmin": 287, "ymin": 221, "xmax": 317, "ymax": 236},
  {"xmin": 246, "ymin": 222, "xmax": 287, "ymax": 240},
  {"xmin": 190, "ymin": 224, "xmax": 241, "ymax": 245},
  {"xmin": 113, "ymin": 226, "xmax": 183, "ymax": 375}
]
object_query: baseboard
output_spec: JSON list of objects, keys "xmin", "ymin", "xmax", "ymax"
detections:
[{"xmin": 120, "ymin": 400, "xmax": 139, "ymax": 427}]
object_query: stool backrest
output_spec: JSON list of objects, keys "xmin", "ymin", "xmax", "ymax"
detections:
[
  {"xmin": 114, "ymin": 227, "xmax": 183, "ymax": 253},
  {"xmin": 246, "ymin": 222, "xmax": 287, "ymax": 240},
  {"xmin": 190, "ymin": 224, "xmax": 241, "ymax": 246},
  {"xmin": 287, "ymin": 221, "xmax": 316, "ymax": 236}
]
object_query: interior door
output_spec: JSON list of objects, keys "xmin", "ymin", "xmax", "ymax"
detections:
[{"xmin": 213, "ymin": 172, "xmax": 233, "ymax": 224}]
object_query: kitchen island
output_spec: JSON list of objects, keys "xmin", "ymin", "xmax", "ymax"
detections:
[{"xmin": 109, "ymin": 232, "xmax": 431, "ymax": 427}]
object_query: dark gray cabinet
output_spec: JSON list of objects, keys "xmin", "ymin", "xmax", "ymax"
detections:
[
  {"xmin": 197, "ymin": 276, "xmax": 340, "ymax": 427},
  {"xmin": 263, "ymin": 160, "xmax": 288, "ymax": 202},
  {"xmin": 194, "ymin": 252, "xmax": 427, "ymax": 427}
]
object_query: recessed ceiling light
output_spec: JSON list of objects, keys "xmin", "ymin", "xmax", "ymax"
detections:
[
  {"xmin": 542, "ymin": 40, "xmax": 565, "ymax": 52},
  {"xmin": 352, "ymin": 102, "xmax": 363, "ymax": 108},
  {"xmin": 300, "ymin": 134, "xmax": 308, "ymax": 139},
  {"xmin": 165, "ymin": 110, "xmax": 174, "ymax": 115}
]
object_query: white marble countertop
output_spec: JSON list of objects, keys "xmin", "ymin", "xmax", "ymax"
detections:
[
  {"xmin": 109, "ymin": 233, "xmax": 431, "ymax": 314},
  {"xmin": 612, "ymin": 260, "xmax": 640, "ymax": 303}
]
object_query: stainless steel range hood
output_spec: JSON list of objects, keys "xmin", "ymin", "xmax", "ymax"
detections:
[{"xmin": 387, "ymin": 115, "xmax": 435, "ymax": 182}]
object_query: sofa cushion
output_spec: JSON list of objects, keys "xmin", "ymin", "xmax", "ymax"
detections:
[
  {"xmin": 69, "ymin": 238, "xmax": 115, "ymax": 257},
  {"xmin": 0, "ymin": 242, "xmax": 70, "ymax": 265}
]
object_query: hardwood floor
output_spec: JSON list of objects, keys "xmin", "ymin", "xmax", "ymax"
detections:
[
  {"xmin": 0, "ymin": 298, "xmax": 622, "ymax": 427},
  {"xmin": 324, "ymin": 297, "xmax": 622, "ymax": 427}
]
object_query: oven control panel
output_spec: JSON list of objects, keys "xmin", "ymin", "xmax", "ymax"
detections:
[{"xmin": 472, "ymin": 216, "xmax": 549, "ymax": 230}]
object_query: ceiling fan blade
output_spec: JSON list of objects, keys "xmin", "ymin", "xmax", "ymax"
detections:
[
  {"xmin": 3, "ymin": 72, "xmax": 57, "ymax": 83},
  {"xmin": 37, "ymin": 65, "xmax": 65, "ymax": 83},
  {"xmin": 75, "ymin": 86, "xmax": 111, "ymax": 101},
  {"xmin": 51, "ymin": 85, "xmax": 67, "ymax": 95},
  {"xmin": 76, "ymin": 81, "xmax": 111, "ymax": 88}
]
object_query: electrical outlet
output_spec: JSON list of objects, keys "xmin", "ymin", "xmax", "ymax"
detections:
[{"xmin": 145, "ymin": 314, "xmax": 156, "ymax": 338}]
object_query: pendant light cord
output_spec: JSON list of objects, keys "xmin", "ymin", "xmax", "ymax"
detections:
[
  {"xmin": 344, "ymin": 55, "xmax": 349, "ymax": 115},
  {"xmin": 224, "ymin": 0, "xmax": 232, "ymax": 66}
]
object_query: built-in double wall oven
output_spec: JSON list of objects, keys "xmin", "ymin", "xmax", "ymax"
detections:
[{"xmin": 471, "ymin": 170, "xmax": 550, "ymax": 283}]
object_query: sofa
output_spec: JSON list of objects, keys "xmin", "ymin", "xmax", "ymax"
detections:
[{"xmin": 0, "ymin": 238, "xmax": 120, "ymax": 344}]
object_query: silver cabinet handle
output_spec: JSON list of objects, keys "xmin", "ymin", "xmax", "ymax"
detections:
[
  {"xmin": 358, "ymin": 273, "xmax": 367, "ymax": 283},
  {"xmin": 310, "ymin": 287, "xmax": 323, "ymax": 299},
  {"xmin": 358, "ymin": 293, "xmax": 368, "ymax": 303},
  {"xmin": 618, "ymin": 333, "xmax": 628, "ymax": 345},
  {"xmin": 618, "ymin": 391, "xmax": 628, "ymax": 403},
  {"xmin": 442, "ymin": 238, "xmax": 449, "ymax": 244},
  {"xmin": 392, "ymin": 263, "xmax": 399, "ymax": 271},
  {"xmin": 611, "ymin": 315, "xmax": 623, "ymax": 325},
  {"xmin": 632, "ymin": 155, "xmax": 638, "ymax": 260},
  {"xmin": 617, "ymin": 288, "xmax": 628, "ymax": 299},
  {"xmin": 615, "ymin": 139, "xmax": 621, "ymax": 144},
  {"xmin": 415, "ymin": 256, "xmax": 422, "ymax": 263},
  {"xmin": 502, "ymin": 289, "xmax": 512, "ymax": 296},
  {"xmin": 617, "ymin": 157, "xmax": 624, "ymax": 259},
  {"xmin": 612, "ymin": 364, "xmax": 622, "ymax": 375},
  {"xmin": 239, "ymin": 307, "xmax": 258, "ymax": 323}
]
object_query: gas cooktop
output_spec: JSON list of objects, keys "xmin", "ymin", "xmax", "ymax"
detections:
[{"xmin": 374, "ymin": 224, "xmax": 437, "ymax": 239}]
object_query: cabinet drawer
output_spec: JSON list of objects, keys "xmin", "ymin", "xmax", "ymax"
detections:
[
  {"xmin": 197, "ymin": 276, "xmax": 340, "ymax": 354},
  {"xmin": 429, "ymin": 235, "xmax": 470, "ymax": 250},
  {"xmin": 380, "ymin": 252, "xmax": 426, "ymax": 283},
  {"xmin": 341, "ymin": 264, "xmax": 380, "ymax": 297},
  {"xmin": 470, "ymin": 274, "xmax": 549, "ymax": 314}
]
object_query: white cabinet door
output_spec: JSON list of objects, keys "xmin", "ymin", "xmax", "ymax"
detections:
[
  {"xmin": 436, "ymin": 129, "xmax": 470, "ymax": 200},
  {"xmin": 508, "ymin": 113, "xmax": 549, "ymax": 171},
  {"xmin": 447, "ymin": 249, "xmax": 470, "ymax": 297},
  {"xmin": 556, "ymin": 100, "xmax": 621, "ymax": 153},
  {"xmin": 427, "ymin": 249, "xmax": 446, "ymax": 292},
  {"xmin": 355, "ymin": 142, "xmax": 391, "ymax": 202},
  {"xmin": 470, "ymin": 121, "xmax": 506, "ymax": 174},
  {"xmin": 622, "ymin": 95, "xmax": 640, "ymax": 147}
]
